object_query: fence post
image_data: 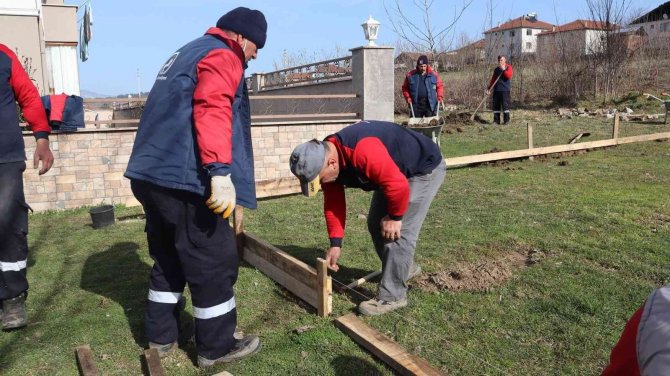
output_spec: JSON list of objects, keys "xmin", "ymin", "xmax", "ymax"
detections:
[
  {"xmin": 612, "ymin": 113, "xmax": 620, "ymax": 140},
  {"xmin": 527, "ymin": 123, "xmax": 534, "ymax": 161},
  {"xmin": 251, "ymin": 73, "xmax": 264, "ymax": 93},
  {"xmin": 350, "ymin": 46, "xmax": 394, "ymax": 121}
]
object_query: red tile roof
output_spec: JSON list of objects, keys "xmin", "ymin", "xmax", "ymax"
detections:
[
  {"xmin": 537, "ymin": 19, "xmax": 616, "ymax": 36},
  {"xmin": 485, "ymin": 16, "xmax": 554, "ymax": 33}
]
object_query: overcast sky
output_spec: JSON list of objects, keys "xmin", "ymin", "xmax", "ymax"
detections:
[{"xmin": 68, "ymin": 0, "xmax": 660, "ymax": 95}]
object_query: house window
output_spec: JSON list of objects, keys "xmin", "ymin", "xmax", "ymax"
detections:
[
  {"xmin": 526, "ymin": 29, "xmax": 532, "ymax": 36},
  {"xmin": 661, "ymin": 22, "xmax": 669, "ymax": 32},
  {"xmin": 651, "ymin": 24, "xmax": 655, "ymax": 29},
  {"xmin": 526, "ymin": 42, "xmax": 532, "ymax": 49},
  {"xmin": 511, "ymin": 30, "xmax": 515, "ymax": 37}
]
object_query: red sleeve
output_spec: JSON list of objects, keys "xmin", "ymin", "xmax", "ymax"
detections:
[
  {"xmin": 322, "ymin": 182, "xmax": 346, "ymax": 246},
  {"xmin": 352, "ymin": 137, "xmax": 409, "ymax": 219},
  {"xmin": 434, "ymin": 72, "xmax": 444, "ymax": 102},
  {"xmin": 502, "ymin": 64, "xmax": 513, "ymax": 80},
  {"xmin": 193, "ymin": 48, "xmax": 243, "ymax": 166},
  {"xmin": 0, "ymin": 44, "xmax": 50, "ymax": 137},
  {"xmin": 601, "ymin": 304, "xmax": 643, "ymax": 376},
  {"xmin": 401, "ymin": 73, "xmax": 411, "ymax": 102}
]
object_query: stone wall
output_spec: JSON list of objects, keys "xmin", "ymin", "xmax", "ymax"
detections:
[{"xmin": 22, "ymin": 120, "xmax": 351, "ymax": 212}]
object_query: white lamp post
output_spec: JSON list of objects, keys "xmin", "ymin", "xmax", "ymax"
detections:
[{"xmin": 361, "ymin": 16, "xmax": 381, "ymax": 46}]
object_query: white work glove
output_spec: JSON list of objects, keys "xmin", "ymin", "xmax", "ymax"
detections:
[{"xmin": 206, "ymin": 175, "xmax": 236, "ymax": 219}]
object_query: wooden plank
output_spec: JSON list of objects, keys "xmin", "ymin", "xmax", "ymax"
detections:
[
  {"xmin": 243, "ymin": 245, "xmax": 318, "ymax": 308},
  {"xmin": 250, "ymin": 94, "xmax": 357, "ymax": 99},
  {"xmin": 75, "ymin": 345, "xmax": 99, "ymax": 376},
  {"xmin": 316, "ymin": 258, "xmax": 332, "ymax": 317},
  {"xmin": 612, "ymin": 113, "xmax": 620, "ymax": 139},
  {"xmin": 255, "ymin": 177, "xmax": 302, "ymax": 198},
  {"xmin": 251, "ymin": 113, "xmax": 358, "ymax": 120},
  {"xmin": 527, "ymin": 123, "xmax": 534, "ymax": 161},
  {"xmin": 445, "ymin": 131, "xmax": 670, "ymax": 167},
  {"xmin": 234, "ymin": 206, "xmax": 245, "ymax": 259},
  {"xmin": 243, "ymin": 232, "xmax": 318, "ymax": 288},
  {"xmin": 143, "ymin": 348, "xmax": 164, "ymax": 376},
  {"xmin": 335, "ymin": 314, "xmax": 446, "ymax": 376}
]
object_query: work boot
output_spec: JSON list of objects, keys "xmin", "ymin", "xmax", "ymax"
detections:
[
  {"xmin": 197, "ymin": 335, "xmax": 262, "ymax": 368},
  {"xmin": 358, "ymin": 298, "xmax": 408, "ymax": 316},
  {"xmin": 148, "ymin": 297, "xmax": 194, "ymax": 358},
  {"xmin": 503, "ymin": 113, "xmax": 510, "ymax": 125},
  {"xmin": 493, "ymin": 114, "xmax": 501, "ymax": 125},
  {"xmin": 2, "ymin": 292, "xmax": 27, "ymax": 330}
]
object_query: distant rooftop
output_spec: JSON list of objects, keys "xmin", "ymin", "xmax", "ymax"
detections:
[{"xmin": 485, "ymin": 14, "xmax": 554, "ymax": 33}]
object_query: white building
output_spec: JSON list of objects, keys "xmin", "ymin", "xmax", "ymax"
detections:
[
  {"xmin": 537, "ymin": 20, "xmax": 612, "ymax": 59},
  {"xmin": 483, "ymin": 13, "xmax": 554, "ymax": 60},
  {"xmin": 0, "ymin": 0, "xmax": 79, "ymax": 95},
  {"xmin": 628, "ymin": 1, "xmax": 670, "ymax": 40}
]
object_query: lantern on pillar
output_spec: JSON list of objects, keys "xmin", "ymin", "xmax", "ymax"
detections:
[{"xmin": 361, "ymin": 16, "xmax": 381, "ymax": 46}]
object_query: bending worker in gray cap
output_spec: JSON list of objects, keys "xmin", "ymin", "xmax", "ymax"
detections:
[
  {"xmin": 125, "ymin": 7, "xmax": 266, "ymax": 367},
  {"xmin": 289, "ymin": 121, "xmax": 446, "ymax": 316}
]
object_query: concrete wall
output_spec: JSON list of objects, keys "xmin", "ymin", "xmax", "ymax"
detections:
[
  {"xmin": 43, "ymin": 5, "xmax": 78, "ymax": 43},
  {"xmin": 22, "ymin": 121, "xmax": 352, "ymax": 212},
  {"xmin": 0, "ymin": 15, "xmax": 46, "ymax": 94}
]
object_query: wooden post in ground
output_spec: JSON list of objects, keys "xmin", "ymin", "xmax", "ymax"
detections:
[
  {"xmin": 75, "ymin": 345, "xmax": 99, "ymax": 376},
  {"xmin": 612, "ymin": 113, "xmax": 620, "ymax": 140},
  {"xmin": 527, "ymin": 123, "xmax": 534, "ymax": 161},
  {"xmin": 234, "ymin": 206, "xmax": 245, "ymax": 259},
  {"xmin": 316, "ymin": 258, "xmax": 332, "ymax": 317},
  {"xmin": 143, "ymin": 348, "xmax": 164, "ymax": 376}
]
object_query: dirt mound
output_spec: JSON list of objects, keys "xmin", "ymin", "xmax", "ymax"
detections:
[
  {"xmin": 444, "ymin": 112, "xmax": 488, "ymax": 124},
  {"xmin": 415, "ymin": 247, "xmax": 545, "ymax": 293}
]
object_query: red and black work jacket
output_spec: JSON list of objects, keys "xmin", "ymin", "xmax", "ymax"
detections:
[
  {"xmin": 0, "ymin": 44, "xmax": 50, "ymax": 163},
  {"xmin": 322, "ymin": 121, "xmax": 443, "ymax": 247}
]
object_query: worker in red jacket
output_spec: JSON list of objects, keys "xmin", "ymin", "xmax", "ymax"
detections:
[
  {"xmin": 601, "ymin": 285, "xmax": 670, "ymax": 375},
  {"xmin": 290, "ymin": 121, "xmax": 446, "ymax": 316},
  {"xmin": 486, "ymin": 55, "xmax": 513, "ymax": 125},
  {"xmin": 0, "ymin": 43, "xmax": 54, "ymax": 330},
  {"xmin": 402, "ymin": 55, "xmax": 444, "ymax": 118}
]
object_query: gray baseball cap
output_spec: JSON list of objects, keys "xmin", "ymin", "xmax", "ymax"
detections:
[{"xmin": 289, "ymin": 139, "xmax": 326, "ymax": 197}]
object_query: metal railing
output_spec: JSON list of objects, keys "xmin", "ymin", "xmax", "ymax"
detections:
[{"xmin": 252, "ymin": 56, "xmax": 352, "ymax": 91}]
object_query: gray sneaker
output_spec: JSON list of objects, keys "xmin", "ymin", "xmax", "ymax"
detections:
[
  {"xmin": 408, "ymin": 263, "xmax": 422, "ymax": 280},
  {"xmin": 2, "ymin": 292, "xmax": 27, "ymax": 330},
  {"xmin": 197, "ymin": 335, "xmax": 261, "ymax": 368},
  {"xmin": 358, "ymin": 298, "xmax": 408, "ymax": 316}
]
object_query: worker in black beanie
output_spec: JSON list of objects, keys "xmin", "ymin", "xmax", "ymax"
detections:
[{"xmin": 125, "ymin": 7, "xmax": 266, "ymax": 368}]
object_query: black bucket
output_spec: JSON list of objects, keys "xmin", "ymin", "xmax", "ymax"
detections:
[{"xmin": 89, "ymin": 205, "xmax": 115, "ymax": 229}]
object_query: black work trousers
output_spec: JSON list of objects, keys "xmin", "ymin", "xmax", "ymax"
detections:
[
  {"xmin": 131, "ymin": 180, "xmax": 237, "ymax": 360},
  {"xmin": 0, "ymin": 161, "xmax": 29, "ymax": 300},
  {"xmin": 412, "ymin": 97, "xmax": 436, "ymax": 118},
  {"xmin": 492, "ymin": 91, "xmax": 511, "ymax": 124}
]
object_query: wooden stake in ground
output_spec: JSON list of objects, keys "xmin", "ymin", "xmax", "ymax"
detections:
[
  {"xmin": 234, "ymin": 206, "xmax": 245, "ymax": 259},
  {"xmin": 335, "ymin": 314, "xmax": 445, "ymax": 376},
  {"xmin": 316, "ymin": 258, "xmax": 332, "ymax": 317},
  {"xmin": 143, "ymin": 348, "xmax": 165, "ymax": 376},
  {"xmin": 612, "ymin": 113, "xmax": 620, "ymax": 140},
  {"xmin": 527, "ymin": 123, "xmax": 534, "ymax": 161},
  {"xmin": 75, "ymin": 345, "xmax": 99, "ymax": 376}
]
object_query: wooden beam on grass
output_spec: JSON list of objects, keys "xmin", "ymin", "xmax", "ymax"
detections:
[
  {"xmin": 255, "ymin": 177, "xmax": 302, "ymax": 198},
  {"xmin": 316, "ymin": 258, "xmax": 333, "ymax": 317},
  {"xmin": 143, "ymin": 348, "xmax": 164, "ymax": 376},
  {"xmin": 244, "ymin": 233, "xmax": 317, "ymax": 287},
  {"xmin": 335, "ymin": 314, "xmax": 446, "ymax": 376},
  {"xmin": 445, "ymin": 131, "xmax": 670, "ymax": 167},
  {"xmin": 75, "ymin": 345, "xmax": 99, "ymax": 376}
]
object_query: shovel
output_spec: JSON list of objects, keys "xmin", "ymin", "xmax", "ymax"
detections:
[{"xmin": 471, "ymin": 72, "xmax": 503, "ymax": 122}]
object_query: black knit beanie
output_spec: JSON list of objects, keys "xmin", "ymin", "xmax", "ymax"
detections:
[
  {"xmin": 417, "ymin": 55, "xmax": 428, "ymax": 66},
  {"xmin": 216, "ymin": 7, "xmax": 267, "ymax": 49}
]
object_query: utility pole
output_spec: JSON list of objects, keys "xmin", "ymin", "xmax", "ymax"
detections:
[{"xmin": 137, "ymin": 68, "xmax": 141, "ymax": 98}]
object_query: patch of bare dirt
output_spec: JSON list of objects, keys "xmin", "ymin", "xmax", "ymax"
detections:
[
  {"xmin": 415, "ymin": 247, "xmax": 546, "ymax": 293},
  {"xmin": 443, "ymin": 111, "xmax": 489, "ymax": 125}
]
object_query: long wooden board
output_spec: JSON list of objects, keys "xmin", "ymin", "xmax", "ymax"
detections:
[
  {"xmin": 143, "ymin": 348, "xmax": 164, "ymax": 376},
  {"xmin": 335, "ymin": 314, "xmax": 445, "ymax": 376},
  {"xmin": 244, "ymin": 233, "xmax": 317, "ymax": 288},
  {"xmin": 445, "ymin": 131, "xmax": 670, "ymax": 167},
  {"xmin": 75, "ymin": 345, "xmax": 99, "ymax": 376}
]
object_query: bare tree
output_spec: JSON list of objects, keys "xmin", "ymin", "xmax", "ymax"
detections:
[
  {"xmin": 383, "ymin": 0, "xmax": 474, "ymax": 54},
  {"xmin": 272, "ymin": 45, "xmax": 348, "ymax": 70},
  {"xmin": 586, "ymin": 0, "xmax": 631, "ymax": 102}
]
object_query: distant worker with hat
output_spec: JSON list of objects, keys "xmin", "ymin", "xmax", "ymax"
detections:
[
  {"xmin": 401, "ymin": 55, "xmax": 444, "ymax": 118},
  {"xmin": 125, "ymin": 7, "xmax": 267, "ymax": 367},
  {"xmin": 289, "ymin": 121, "xmax": 447, "ymax": 316}
]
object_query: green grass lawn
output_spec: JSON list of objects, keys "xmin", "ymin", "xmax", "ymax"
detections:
[{"xmin": 1, "ymin": 113, "xmax": 668, "ymax": 375}]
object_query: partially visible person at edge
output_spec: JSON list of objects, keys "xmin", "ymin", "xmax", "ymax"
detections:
[
  {"xmin": 289, "ymin": 120, "xmax": 446, "ymax": 316},
  {"xmin": 402, "ymin": 55, "xmax": 444, "ymax": 118},
  {"xmin": 0, "ymin": 43, "xmax": 54, "ymax": 331},
  {"xmin": 601, "ymin": 285, "xmax": 670, "ymax": 375},
  {"xmin": 123, "ymin": 7, "xmax": 266, "ymax": 368},
  {"xmin": 486, "ymin": 55, "xmax": 513, "ymax": 125}
]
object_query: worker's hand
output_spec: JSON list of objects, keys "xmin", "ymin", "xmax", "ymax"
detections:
[
  {"xmin": 325, "ymin": 246, "xmax": 341, "ymax": 272},
  {"xmin": 206, "ymin": 175, "xmax": 236, "ymax": 218},
  {"xmin": 34, "ymin": 138, "xmax": 54, "ymax": 175},
  {"xmin": 380, "ymin": 215, "xmax": 402, "ymax": 242},
  {"xmin": 486, "ymin": 89, "xmax": 491, "ymax": 96}
]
